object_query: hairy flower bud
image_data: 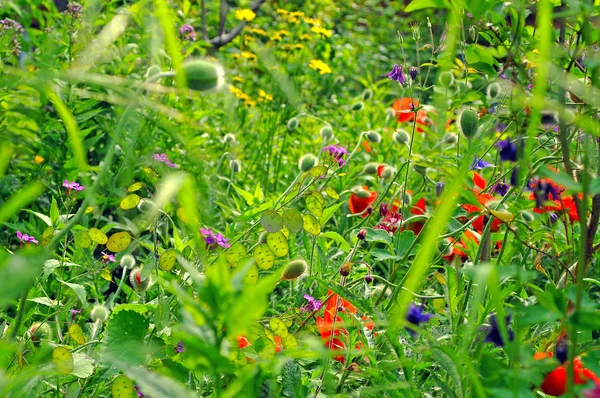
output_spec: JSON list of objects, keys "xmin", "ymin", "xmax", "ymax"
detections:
[
  {"xmin": 30, "ymin": 322, "xmax": 53, "ymax": 345},
  {"xmin": 458, "ymin": 109, "xmax": 479, "ymax": 138},
  {"xmin": 90, "ymin": 305, "xmax": 110, "ymax": 322},
  {"xmin": 393, "ymin": 129, "xmax": 410, "ymax": 145},
  {"xmin": 351, "ymin": 102, "xmax": 364, "ymax": 111},
  {"xmin": 363, "ymin": 163, "xmax": 379, "ymax": 174},
  {"xmin": 130, "ymin": 267, "xmax": 151, "ymax": 292},
  {"xmin": 320, "ymin": 125, "xmax": 333, "ymax": 140},
  {"xmin": 352, "ymin": 186, "xmax": 372, "ymax": 199},
  {"xmin": 120, "ymin": 254, "xmax": 136, "ymax": 268},
  {"xmin": 287, "ymin": 117, "xmax": 299, "ymax": 131},
  {"xmin": 223, "ymin": 133, "xmax": 237, "ymax": 145},
  {"xmin": 486, "ymin": 82, "xmax": 501, "ymax": 100},
  {"xmin": 178, "ymin": 59, "xmax": 224, "ymax": 91},
  {"xmin": 365, "ymin": 130, "xmax": 381, "ymax": 143},
  {"xmin": 282, "ymin": 260, "xmax": 307, "ymax": 280},
  {"xmin": 230, "ymin": 159, "xmax": 242, "ymax": 173},
  {"xmin": 438, "ymin": 71, "xmax": 454, "ymax": 87},
  {"xmin": 362, "ymin": 89, "xmax": 373, "ymax": 101},
  {"xmin": 298, "ymin": 154, "xmax": 317, "ymax": 172},
  {"xmin": 442, "ymin": 133, "xmax": 458, "ymax": 145}
]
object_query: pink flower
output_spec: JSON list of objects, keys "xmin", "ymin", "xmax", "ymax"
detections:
[
  {"xmin": 63, "ymin": 180, "xmax": 85, "ymax": 194},
  {"xmin": 101, "ymin": 251, "xmax": 116, "ymax": 264},
  {"xmin": 200, "ymin": 227, "xmax": 230, "ymax": 249},
  {"xmin": 16, "ymin": 230, "xmax": 38, "ymax": 245},
  {"xmin": 153, "ymin": 153, "xmax": 178, "ymax": 168}
]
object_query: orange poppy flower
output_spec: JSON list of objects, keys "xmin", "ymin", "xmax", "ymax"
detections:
[
  {"xmin": 392, "ymin": 98, "xmax": 419, "ymax": 123},
  {"xmin": 236, "ymin": 335, "xmax": 251, "ymax": 349},
  {"xmin": 348, "ymin": 186, "xmax": 377, "ymax": 217},
  {"xmin": 314, "ymin": 290, "xmax": 358, "ymax": 363},
  {"xmin": 443, "ymin": 229, "xmax": 481, "ymax": 262}
]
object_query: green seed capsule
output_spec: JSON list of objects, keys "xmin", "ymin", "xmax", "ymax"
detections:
[
  {"xmin": 365, "ymin": 130, "xmax": 381, "ymax": 143},
  {"xmin": 90, "ymin": 305, "xmax": 110, "ymax": 322},
  {"xmin": 299, "ymin": 154, "xmax": 317, "ymax": 172},
  {"xmin": 177, "ymin": 59, "xmax": 224, "ymax": 91},
  {"xmin": 393, "ymin": 129, "xmax": 410, "ymax": 145},
  {"xmin": 459, "ymin": 109, "xmax": 479, "ymax": 138},
  {"xmin": 287, "ymin": 117, "xmax": 299, "ymax": 132},
  {"xmin": 520, "ymin": 210, "xmax": 535, "ymax": 223},
  {"xmin": 351, "ymin": 102, "xmax": 364, "ymax": 111},
  {"xmin": 320, "ymin": 125, "xmax": 333, "ymax": 140},
  {"xmin": 282, "ymin": 260, "xmax": 307, "ymax": 280}
]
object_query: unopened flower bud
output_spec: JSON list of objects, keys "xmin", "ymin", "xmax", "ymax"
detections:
[
  {"xmin": 223, "ymin": 133, "xmax": 237, "ymax": 145},
  {"xmin": 320, "ymin": 125, "xmax": 333, "ymax": 140},
  {"xmin": 458, "ymin": 109, "xmax": 479, "ymax": 138},
  {"xmin": 177, "ymin": 59, "xmax": 225, "ymax": 91},
  {"xmin": 442, "ymin": 133, "xmax": 458, "ymax": 145},
  {"xmin": 438, "ymin": 71, "xmax": 454, "ymax": 88},
  {"xmin": 230, "ymin": 159, "xmax": 242, "ymax": 173},
  {"xmin": 520, "ymin": 210, "xmax": 535, "ymax": 223},
  {"xmin": 385, "ymin": 108, "xmax": 396, "ymax": 118},
  {"xmin": 357, "ymin": 229, "xmax": 367, "ymax": 240},
  {"xmin": 486, "ymin": 82, "xmax": 501, "ymax": 100},
  {"xmin": 364, "ymin": 275, "xmax": 373, "ymax": 284},
  {"xmin": 146, "ymin": 65, "xmax": 162, "ymax": 80},
  {"xmin": 362, "ymin": 89, "xmax": 373, "ymax": 101},
  {"xmin": 409, "ymin": 66, "xmax": 419, "ymax": 81},
  {"xmin": 435, "ymin": 182, "xmax": 445, "ymax": 197},
  {"xmin": 282, "ymin": 260, "xmax": 307, "ymax": 280},
  {"xmin": 363, "ymin": 163, "xmax": 379, "ymax": 174},
  {"xmin": 351, "ymin": 102, "xmax": 364, "ymax": 111},
  {"xmin": 299, "ymin": 154, "xmax": 317, "ymax": 172},
  {"xmin": 120, "ymin": 254, "xmax": 136, "ymax": 268},
  {"xmin": 379, "ymin": 166, "xmax": 394, "ymax": 179},
  {"xmin": 339, "ymin": 262, "xmax": 352, "ymax": 277},
  {"xmin": 130, "ymin": 267, "xmax": 151, "ymax": 292},
  {"xmin": 90, "ymin": 305, "xmax": 110, "ymax": 322},
  {"xmin": 393, "ymin": 129, "xmax": 410, "ymax": 145},
  {"xmin": 365, "ymin": 130, "xmax": 381, "ymax": 143},
  {"xmin": 30, "ymin": 322, "xmax": 53, "ymax": 345},
  {"xmin": 334, "ymin": 75, "xmax": 345, "ymax": 85},
  {"xmin": 352, "ymin": 186, "xmax": 372, "ymax": 199},
  {"xmin": 414, "ymin": 164, "xmax": 428, "ymax": 175},
  {"xmin": 287, "ymin": 117, "xmax": 299, "ymax": 131}
]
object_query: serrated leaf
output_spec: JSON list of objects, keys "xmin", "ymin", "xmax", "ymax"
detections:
[
  {"xmin": 225, "ymin": 243, "xmax": 247, "ymax": 267},
  {"xmin": 106, "ymin": 232, "xmax": 131, "ymax": 253},
  {"xmin": 127, "ymin": 182, "xmax": 144, "ymax": 192},
  {"xmin": 112, "ymin": 375, "xmax": 134, "ymax": 398},
  {"xmin": 159, "ymin": 249, "xmax": 177, "ymax": 271},
  {"xmin": 53, "ymin": 347, "xmax": 74, "ymax": 375},
  {"xmin": 88, "ymin": 228, "xmax": 108, "ymax": 245},
  {"xmin": 269, "ymin": 318, "xmax": 288, "ymax": 337},
  {"xmin": 253, "ymin": 243, "xmax": 275, "ymax": 270},
  {"xmin": 69, "ymin": 324, "xmax": 86, "ymax": 345},
  {"xmin": 260, "ymin": 210, "xmax": 283, "ymax": 232},
  {"xmin": 71, "ymin": 353, "xmax": 94, "ymax": 378},
  {"xmin": 266, "ymin": 232, "xmax": 289, "ymax": 257},
  {"xmin": 302, "ymin": 214, "xmax": 321, "ymax": 236},
  {"xmin": 325, "ymin": 186, "xmax": 340, "ymax": 200},
  {"xmin": 74, "ymin": 230, "xmax": 91, "ymax": 248},
  {"xmin": 305, "ymin": 191, "xmax": 324, "ymax": 217},
  {"xmin": 309, "ymin": 165, "xmax": 327, "ymax": 178},
  {"xmin": 120, "ymin": 194, "xmax": 141, "ymax": 210},
  {"xmin": 282, "ymin": 208, "xmax": 303, "ymax": 233}
]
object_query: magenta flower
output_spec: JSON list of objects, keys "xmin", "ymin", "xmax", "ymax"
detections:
[
  {"xmin": 323, "ymin": 144, "xmax": 349, "ymax": 167},
  {"xmin": 153, "ymin": 153, "xmax": 178, "ymax": 168},
  {"xmin": 301, "ymin": 294, "xmax": 322, "ymax": 312},
  {"xmin": 63, "ymin": 180, "xmax": 85, "ymax": 194},
  {"xmin": 200, "ymin": 227, "xmax": 230, "ymax": 249},
  {"xmin": 16, "ymin": 230, "xmax": 38, "ymax": 245},
  {"xmin": 101, "ymin": 251, "xmax": 116, "ymax": 264},
  {"xmin": 70, "ymin": 309, "xmax": 81, "ymax": 322},
  {"xmin": 175, "ymin": 340, "xmax": 184, "ymax": 353},
  {"xmin": 179, "ymin": 24, "xmax": 197, "ymax": 41}
]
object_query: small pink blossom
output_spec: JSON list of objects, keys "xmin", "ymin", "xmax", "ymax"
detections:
[
  {"xmin": 153, "ymin": 153, "xmax": 178, "ymax": 168},
  {"xmin": 16, "ymin": 230, "xmax": 38, "ymax": 245},
  {"xmin": 63, "ymin": 180, "xmax": 85, "ymax": 195}
]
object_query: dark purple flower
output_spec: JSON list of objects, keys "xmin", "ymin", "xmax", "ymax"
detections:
[
  {"xmin": 470, "ymin": 158, "xmax": 494, "ymax": 170},
  {"xmin": 200, "ymin": 227, "xmax": 230, "ymax": 249},
  {"xmin": 153, "ymin": 153, "xmax": 178, "ymax": 168},
  {"xmin": 510, "ymin": 168, "xmax": 518, "ymax": 187},
  {"xmin": 549, "ymin": 212, "xmax": 559, "ymax": 223},
  {"xmin": 383, "ymin": 64, "xmax": 405, "ymax": 85},
  {"xmin": 179, "ymin": 24, "xmax": 197, "ymax": 41},
  {"xmin": 323, "ymin": 144, "xmax": 348, "ymax": 168},
  {"xmin": 70, "ymin": 309, "xmax": 81, "ymax": 322},
  {"xmin": 436, "ymin": 182, "xmax": 445, "ymax": 197},
  {"xmin": 16, "ymin": 230, "xmax": 38, "ymax": 245},
  {"xmin": 555, "ymin": 339, "xmax": 568, "ymax": 364},
  {"xmin": 63, "ymin": 180, "xmax": 85, "ymax": 194},
  {"xmin": 491, "ymin": 182, "xmax": 510, "ymax": 197},
  {"xmin": 409, "ymin": 66, "xmax": 419, "ymax": 81},
  {"xmin": 495, "ymin": 123, "xmax": 507, "ymax": 133},
  {"xmin": 405, "ymin": 303, "xmax": 432, "ymax": 336},
  {"xmin": 175, "ymin": 340, "xmax": 184, "ymax": 353},
  {"xmin": 101, "ymin": 251, "xmax": 116, "ymax": 264},
  {"xmin": 379, "ymin": 203, "xmax": 389, "ymax": 218},
  {"xmin": 300, "ymin": 294, "xmax": 322, "ymax": 312},
  {"xmin": 497, "ymin": 139, "xmax": 518, "ymax": 162},
  {"xmin": 484, "ymin": 314, "xmax": 514, "ymax": 347}
]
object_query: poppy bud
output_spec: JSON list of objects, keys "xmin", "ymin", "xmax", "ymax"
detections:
[
  {"xmin": 414, "ymin": 164, "xmax": 428, "ymax": 175},
  {"xmin": 298, "ymin": 154, "xmax": 317, "ymax": 172},
  {"xmin": 379, "ymin": 165, "xmax": 394, "ymax": 179},
  {"xmin": 357, "ymin": 229, "xmax": 367, "ymax": 240},
  {"xmin": 362, "ymin": 89, "xmax": 373, "ymax": 101},
  {"xmin": 352, "ymin": 186, "xmax": 373, "ymax": 199},
  {"xmin": 334, "ymin": 75, "xmax": 345, "ymax": 85},
  {"xmin": 130, "ymin": 267, "xmax": 151, "ymax": 292},
  {"xmin": 458, "ymin": 109, "xmax": 479, "ymax": 138},
  {"xmin": 351, "ymin": 102, "xmax": 364, "ymax": 111},
  {"xmin": 287, "ymin": 117, "xmax": 299, "ymax": 131},
  {"xmin": 137, "ymin": 198, "xmax": 151, "ymax": 212},
  {"xmin": 486, "ymin": 82, "xmax": 501, "ymax": 100},
  {"xmin": 90, "ymin": 305, "xmax": 110, "ymax": 322},
  {"xmin": 380, "ymin": 203, "xmax": 389, "ymax": 217},
  {"xmin": 223, "ymin": 133, "xmax": 237, "ymax": 145},
  {"xmin": 393, "ymin": 129, "xmax": 410, "ymax": 145},
  {"xmin": 339, "ymin": 262, "xmax": 352, "ymax": 277},
  {"xmin": 409, "ymin": 66, "xmax": 419, "ymax": 81},
  {"xmin": 282, "ymin": 260, "xmax": 307, "ymax": 280},
  {"xmin": 442, "ymin": 133, "xmax": 458, "ymax": 145},
  {"xmin": 146, "ymin": 65, "xmax": 162, "ymax": 80},
  {"xmin": 30, "ymin": 322, "xmax": 53, "ymax": 345},
  {"xmin": 364, "ymin": 275, "xmax": 373, "ymax": 284},
  {"xmin": 230, "ymin": 159, "xmax": 242, "ymax": 173},
  {"xmin": 177, "ymin": 59, "xmax": 224, "ymax": 91},
  {"xmin": 120, "ymin": 254, "xmax": 136, "ymax": 268},
  {"xmin": 438, "ymin": 71, "xmax": 454, "ymax": 87},
  {"xmin": 385, "ymin": 108, "xmax": 396, "ymax": 118},
  {"xmin": 365, "ymin": 130, "xmax": 381, "ymax": 143},
  {"xmin": 320, "ymin": 125, "xmax": 333, "ymax": 140},
  {"xmin": 362, "ymin": 163, "xmax": 379, "ymax": 174},
  {"xmin": 366, "ymin": 206, "xmax": 373, "ymax": 215}
]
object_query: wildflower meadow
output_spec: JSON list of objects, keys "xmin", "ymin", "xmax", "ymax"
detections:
[{"xmin": 2, "ymin": 0, "xmax": 600, "ymax": 397}]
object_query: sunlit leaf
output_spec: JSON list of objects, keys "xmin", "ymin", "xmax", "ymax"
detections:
[
  {"xmin": 127, "ymin": 182, "xmax": 144, "ymax": 192},
  {"xmin": 269, "ymin": 318, "xmax": 288, "ymax": 337},
  {"xmin": 88, "ymin": 228, "xmax": 108, "ymax": 245},
  {"xmin": 260, "ymin": 210, "xmax": 283, "ymax": 232},
  {"xmin": 266, "ymin": 232, "xmax": 289, "ymax": 257},
  {"xmin": 282, "ymin": 208, "xmax": 303, "ymax": 233},
  {"xmin": 225, "ymin": 243, "xmax": 247, "ymax": 267},
  {"xmin": 120, "ymin": 194, "xmax": 141, "ymax": 210},
  {"xmin": 159, "ymin": 249, "xmax": 177, "ymax": 271},
  {"xmin": 305, "ymin": 191, "xmax": 324, "ymax": 217},
  {"xmin": 106, "ymin": 232, "xmax": 131, "ymax": 252},
  {"xmin": 68, "ymin": 324, "xmax": 86, "ymax": 345},
  {"xmin": 325, "ymin": 186, "xmax": 340, "ymax": 200},
  {"xmin": 309, "ymin": 165, "xmax": 327, "ymax": 178},
  {"xmin": 111, "ymin": 374, "xmax": 134, "ymax": 398},
  {"xmin": 253, "ymin": 243, "xmax": 275, "ymax": 270},
  {"xmin": 53, "ymin": 347, "xmax": 74, "ymax": 375},
  {"xmin": 302, "ymin": 214, "xmax": 321, "ymax": 236},
  {"xmin": 74, "ymin": 230, "xmax": 91, "ymax": 248}
]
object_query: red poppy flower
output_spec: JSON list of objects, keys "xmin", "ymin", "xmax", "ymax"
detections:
[
  {"xmin": 314, "ymin": 290, "xmax": 358, "ymax": 363},
  {"xmin": 443, "ymin": 229, "xmax": 480, "ymax": 262},
  {"xmin": 538, "ymin": 357, "xmax": 600, "ymax": 396},
  {"xmin": 348, "ymin": 186, "xmax": 377, "ymax": 217},
  {"xmin": 393, "ymin": 98, "xmax": 419, "ymax": 123},
  {"xmin": 236, "ymin": 335, "xmax": 251, "ymax": 349},
  {"xmin": 405, "ymin": 197, "xmax": 427, "ymax": 235},
  {"xmin": 460, "ymin": 172, "xmax": 503, "ymax": 234}
]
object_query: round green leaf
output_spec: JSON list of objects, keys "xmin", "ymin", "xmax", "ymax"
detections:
[
  {"xmin": 106, "ymin": 232, "xmax": 131, "ymax": 253},
  {"xmin": 111, "ymin": 375, "xmax": 134, "ymax": 398},
  {"xmin": 282, "ymin": 333, "xmax": 298, "ymax": 349},
  {"xmin": 225, "ymin": 243, "xmax": 247, "ymax": 266},
  {"xmin": 260, "ymin": 210, "xmax": 283, "ymax": 232},
  {"xmin": 88, "ymin": 228, "xmax": 108, "ymax": 245},
  {"xmin": 127, "ymin": 182, "xmax": 144, "ymax": 192},
  {"xmin": 266, "ymin": 232, "xmax": 289, "ymax": 257},
  {"xmin": 253, "ymin": 243, "xmax": 275, "ymax": 270},
  {"xmin": 305, "ymin": 191, "xmax": 324, "ymax": 217},
  {"xmin": 243, "ymin": 264, "xmax": 259, "ymax": 285},
  {"xmin": 74, "ymin": 230, "xmax": 91, "ymax": 249},
  {"xmin": 159, "ymin": 249, "xmax": 177, "ymax": 271},
  {"xmin": 282, "ymin": 208, "xmax": 303, "ymax": 233},
  {"xmin": 68, "ymin": 324, "xmax": 85, "ymax": 345},
  {"xmin": 309, "ymin": 165, "xmax": 328, "ymax": 178},
  {"xmin": 325, "ymin": 187, "xmax": 340, "ymax": 200},
  {"xmin": 269, "ymin": 318, "xmax": 288, "ymax": 337},
  {"xmin": 53, "ymin": 347, "xmax": 74, "ymax": 375},
  {"xmin": 302, "ymin": 214, "xmax": 321, "ymax": 236},
  {"xmin": 254, "ymin": 337, "xmax": 276, "ymax": 360},
  {"xmin": 120, "ymin": 194, "xmax": 141, "ymax": 210}
]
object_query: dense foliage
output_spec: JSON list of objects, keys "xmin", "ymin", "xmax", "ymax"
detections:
[{"xmin": 1, "ymin": 0, "xmax": 600, "ymax": 397}]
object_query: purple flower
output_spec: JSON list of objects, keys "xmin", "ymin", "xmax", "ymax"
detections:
[
  {"xmin": 300, "ymin": 294, "xmax": 322, "ymax": 312},
  {"xmin": 175, "ymin": 340, "xmax": 184, "ymax": 353},
  {"xmin": 484, "ymin": 314, "xmax": 514, "ymax": 347},
  {"xmin": 379, "ymin": 203, "xmax": 389, "ymax": 218},
  {"xmin": 101, "ymin": 251, "xmax": 116, "ymax": 264},
  {"xmin": 63, "ymin": 180, "xmax": 85, "ymax": 194},
  {"xmin": 406, "ymin": 303, "xmax": 432, "ymax": 337},
  {"xmin": 179, "ymin": 24, "xmax": 197, "ymax": 41},
  {"xmin": 16, "ymin": 230, "xmax": 38, "ymax": 245},
  {"xmin": 0, "ymin": 19, "xmax": 24, "ymax": 33},
  {"xmin": 497, "ymin": 139, "xmax": 518, "ymax": 162},
  {"xmin": 552, "ymin": 125, "xmax": 559, "ymax": 133},
  {"xmin": 470, "ymin": 158, "xmax": 494, "ymax": 170},
  {"xmin": 323, "ymin": 144, "xmax": 348, "ymax": 168},
  {"xmin": 383, "ymin": 64, "xmax": 405, "ymax": 85},
  {"xmin": 409, "ymin": 66, "xmax": 419, "ymax": 81},
  {"xmin": 67, "ymin": 3, "xmax": 83, "ymax": 18},
  {"xmin": 134, "ymin": 384, "xmax": 146, "ymax": 398},
  {"xmin": 491, "ymin": 182, "xmax": 510, "ymax": 197},
  {"xmin": 153, "ymin": 153, "xmax": 178, "ymax": 168},
  {"xmin": 200, "ymin": 227, "xmax": 230, "ymax": 249},
  {"xmin": 435, "ymin": 182, "xmax": 445, "ymax": 197},
  {"xmin": 70, "ymin": 309, "xmax": 81, "ymax": 323},
  {"xmin": 584, "ymin": 383, "xmax": 600, "ymax": 398}
]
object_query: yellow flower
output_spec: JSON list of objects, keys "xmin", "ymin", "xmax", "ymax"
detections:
[
  {"xmin": 244, "ymin": 98, "xmax": 257, "ymax": 107},
  {"xmin": 233, "ymin": 76, "xmax": 245, "ymax": 83},
  {"xmin": 286, "ymin": 11, "xmax": 305, "ymax": 23},
  {"xmin": 235, "ymin": 9, "xmax": 256, "ymax": 22},
  {"xmin": 34, "ymin": 155, "xmax": 44, "ymax": 164},
  {"xmin": 309, "ymin": 59, "xmax": 332, "ymax": 75},
  {"xmin": 311, "ymin": 26, "xmax": 333, "ymax": 38},
  {"xmin": 281, "ymin": 44, "xmax": 292, "ymax": 51},
  {"xmin": 300, "ymin": 34, "xmax": 313, "ymax": 41},
  {"xmin": 303, "ymin": 17, "xmax": 321, "ymax": 26},
  {"xmin": 250, "ymin": 27, "xmax": 267, "ymax": 36},
  {"xmin": 258, "ymin": 89, "xmax": 273, "ymax": 101},
  {"xmin": 294, "ymin": 44, "xmax": 304, "ymax": 50},
  {"xmin": 234, "ymin": 51, "xmax": 257, "ymax": 61},
  {"xmin": 277, "ymin": 9, "xmax": 289, "ymax": 16},
  {"xmin": 270, "ymin": 29, "xmax": 289, "ymax": 41}
]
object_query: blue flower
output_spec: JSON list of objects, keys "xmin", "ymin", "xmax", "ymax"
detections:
[
  {"xmin": 491, "ymin": 182, "xmax": 509, "ymax": 196},
  {"xmin": 497, "ymin": 139, "xmax": 518, "ymax": 162},
  {"xmin": 383, "ymin": 64, "xmax": 405, "ymax": 85},
  {"xmin": 484, "ymin": 314, "xmax": 514, "ymax": 347},
  {"xmin": 470, "ymin": 158, "xmax": 494, "ymax": 170},
  {"xmin": 406, "ymin": 303, "xmax": 432, "ymax": 336}
]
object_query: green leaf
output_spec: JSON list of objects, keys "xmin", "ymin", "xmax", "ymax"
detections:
[
  {"xmin": 309, "ymin": 165, "xmax": 328, "ymax": 178},
  {"xmin": 111, "ymin": 374, "xmax": 134, "ymax": 398},
  {"xmin": 232, "ymin": 184, "xmax": 255, "ymax": 205},
  {"xmin": 260, "ymin": 210, "xmax": 284, "ymax": 232},
  {"xmin": 106, "ymin": 232, "xmax": 131, "ymax": 252},
  {"xmin": 50, "ymin": 197, "xmax": 60, "ymax": 226},
  {"xmin": 266, "ymin": 232, "xmax": 289, "ymax": 257},
  {"xmin": 540, "ymin": 169, "xmax": 583, "ymax": 192},
  {"xmin": 0, "ymin": 253, "xmax": 46, "ymax": 308},
  {"xmin": 305, "ymin": 191, "xmax": 324, "ymax": 217},
  {"xmin": 570, "ymin": 311, "xmax": 600, "ymax": 330},
  {"xmin": 71, "ymin": 353, "xmax": 94, "ymax": 378},
  {"xmin": 59, "ymin": 280, "xmax": 87, "ymax": 306},
  {"xmin": 365, "ymin": 228, "xmax": 392, "ymax": 245},
  {"xmin": 321, "ymin": 231, "xmax": 351, "ymax": 251},
  {"xmin": 123, "ymin": 365, "xmax": 195, "ymax": 398},
  {"xmin": 53, "ymin": 347, "xmax": 74, "ymax": 375},
  {"xmin": 320, "ymin": 202, "xmax": 344, "ymax": 226},
  {"xmin": 225, "ymin": 243, "xmax": 247, "ymax": 266},
  {"xmin": 120, "ymin": 194, "xmax": 141, "ymax": 210},
  {"xmin": 103, "ymin": 310, "xmax": 149, "ymax": 366},
  {"xmin": 302, "ymin": 214, "xmax": 321, "ymax": 236},
  {"xmin": 282, "ymin": 360, "xmax": 304, "ymax": 397},
  {"xmin": 404, "ymin": 0, "xmax": 450, "ymax": 12},
  {"xmin": 159, "ymin": 249, "xmax": 177, "ymax": 271},
  {"xmin": 253, "ymin": 243, "xmax": 276, "ymax": 270},
  {"xmin": 0, "ymin": 182, "xmax": 45, "ymax": 225}
]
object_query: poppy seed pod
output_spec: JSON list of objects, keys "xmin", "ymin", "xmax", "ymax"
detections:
[
  {"xmin": 362, "ymin": 89, "xmax": 373, "ymax": 101},
  {"xmin": 458, "ymin": 109, "xmax": 479, "ymax": 138},
  {"xmin": 287, "ymin": 117, "xmax": 299, "ymax": 131},
  {"xmin": 230, "ymin": 159, "xmax": 242, "ymax": 173},
  {"xmin": 130, "ymin": 267, "xmax": 151, "ymax": 292},
  {"xmin": 339, "ymin": 262, "xmax": 352, "ymax": 277},
  {"xmin": 320, "ymin": 125, "xmax": 333, "ymax": 140},
  {"xmin": 177, "ymin": 59, "xmax": 224, "ymax": 91},
  {"xmin": 351, "ymin": 102, "xmax": 364, "ymax": 111},
  {"xmin": 120, "ymin": 254, "xmax": 136, "ymax": 268},
  {"xmin": 282, "ymin": 259, "xmax": 307, "ymax": 280},
  {"xmin": 363, "ymin": 163, "xmax": 380, "ymax": 174},
  {"xmin": 90, "ymin": 305, "xmax": 110, "ymax": 322},
  {"xmin": 442, "ymin": 133, "xmax": 458, "ymax": 145},
  {"xmin": 393, "ymin": 129, "xmax": 410, "ymax": 145},
  {"xmin": 438, "ymin": 71, "xmax": 454, "ymax": 88},
  {"xmin": 365, "ymin": 130, "xmax": 381, "ymax": 143},
  {"xmin": 486, "ymin": 82, "xmax": 501, "ymax": 100},
  {"xmin": 298, "ymin": 154, "xmax": 317, "ymax": 172}
]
